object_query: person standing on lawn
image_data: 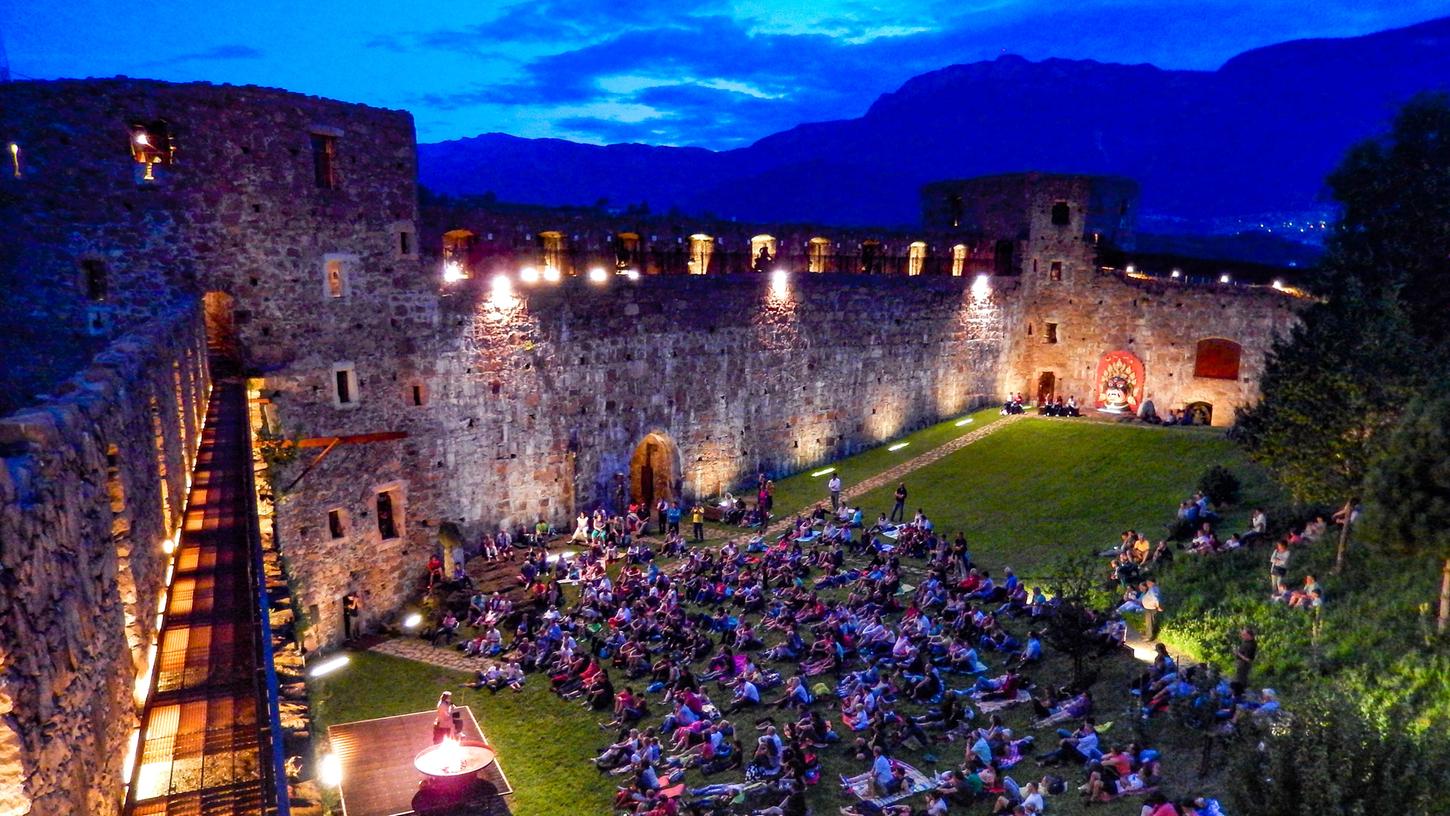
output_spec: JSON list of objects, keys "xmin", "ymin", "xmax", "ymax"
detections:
[
  {"xmin": 691, "ymin": 502, "xmax": 705, "ymax": 542},
  {"xmin": 891, "ymin": 482, "xmax": 908, "ymax": 523},
  {"xmin": 1234, "ymin": 627, "xmax": 1258, "ymax": 688},
  {"xmin": 828, "ymin": 473, "xmax": 843, "ymax": 510},
  {"xmin": 1141, "ymin": 579, "xmax": 1162, "ymax": 639}
]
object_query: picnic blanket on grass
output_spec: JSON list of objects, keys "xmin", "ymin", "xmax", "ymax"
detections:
[{"xmin": 840, "ymin": 761, "xmax": 933, "ymax": 807}]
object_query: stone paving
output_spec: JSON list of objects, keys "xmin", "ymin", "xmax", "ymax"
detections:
[{"xmin": 373, "ymin": 412, "xmax": 1026, "ymax": 674}]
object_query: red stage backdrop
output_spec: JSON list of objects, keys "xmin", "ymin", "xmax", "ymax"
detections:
[{"xmin": 1095, "ymin": 350, "xmax": 1145, "ymax": 412}]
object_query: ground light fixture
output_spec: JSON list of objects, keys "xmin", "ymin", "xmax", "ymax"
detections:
[
  {"xmin": 887, "ymin": 442, "xmax": 909, "ymax": 452},
  {"xmin": 1219, "ymin": 273, "xmax": 1232, "ymax": 284},
  {"xmin": 402, "ymin": 612, "xmax": 423, "ymax": 630},
  {"xmin": 319, "ymin": 752, "xmax": 342, "ymax": 787},
  {"xmin": 519, "ymin": 266, "xmax": 540, "ymax": 284},
  {"xmin": 442, "ymin": 261, "xmax": 467, "ymax": 284},
  {"xmin": 971, "ymin": 274, "xmax": 991, "ymax": 299},
  {"xmin": 588, "ymin": 267, "xmax": 608, "ymax": 283},
  {"xmin": 621, "ymin": 269, "xmax": 640, "ymax": 280},
  {"xmin": 542, "ymin": 266, "xmax": 562, "ymax": 283},
  {"xmin": 308, "ymin": 654, "xmax": 351, "ymax": 678},
  {"xmin": 811, "ymin": 467, "xmax": 836, "ymax": 477},
  {"xmin": 954, "ymin": 417, "xmax": 974, "ymax": 427}
]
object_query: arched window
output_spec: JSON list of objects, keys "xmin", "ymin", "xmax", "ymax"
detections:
[
  {"xmin": 1051, "ymin": 201, "xmax": 1071, "ymax": 227},
  {"xmin": 808, "ymin": 237, "xmax": 831, "ymax": 273},
  {"xmin": 538, "ymin": 230, "xmax": 567, "ymax": 276},
  {"xmin": 688, "ymin": 234, "xmax": 713, "ymax": 275},
  {"xmin": 1193, "ymin": 338, "xmax": 1242, "ymax": 380},
  {"xmin": 907, "ymin": 242, "xmax": 927, "ymax": 276},
  {"xmin": 750, "ymin": 235, "xmax": 777, "ymax": 272},
  {"xmin": 951, "ymin": 244, "xmax": 967, "ymax": 277}
]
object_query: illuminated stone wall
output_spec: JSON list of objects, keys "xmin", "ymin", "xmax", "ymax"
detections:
[
  {"xmin": 0, "ymin": 304, "xmax": 209, "ymax": 816},
  {"xmin": 0, "ymin": 78, "xmax": 424, "ymax": 412},
  {"xmin": 263, "ymin": 272, "xmax": 1014, "ymax": 646}
]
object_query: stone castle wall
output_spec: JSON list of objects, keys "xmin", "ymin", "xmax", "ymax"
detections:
[
  {"xmin": 0, "ymin": 79, "xmax": 424, "ymax": 412},
  {"xmin": 0, "ymin": 303, "xmax": 209, "ymax": 816},
  {"xmin": 264, "ymin": 273, "xmax": 1013, "ymax": 647}
]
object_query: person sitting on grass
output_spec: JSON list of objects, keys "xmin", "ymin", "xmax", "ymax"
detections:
[{"xmin": 1036, "ymin": 718, "xmax": 1099, "ymax": 766}]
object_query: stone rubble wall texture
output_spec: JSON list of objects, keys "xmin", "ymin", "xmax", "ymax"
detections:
[{"xmin": 0, "ymin": 303, "xmax": 210, "ymax": 816}]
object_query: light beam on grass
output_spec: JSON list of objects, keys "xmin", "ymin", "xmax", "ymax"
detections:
[
  {"xmin": 812, "ymin": 467, "xmax": 836, "ymax": 477},
  {"xmin": 888, "ymin": 442, "xmax": 909, "ymax": 452}
]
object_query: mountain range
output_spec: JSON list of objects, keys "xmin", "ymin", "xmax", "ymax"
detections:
[{"xmin": 417, "ymin": 17, "xmax": 1450, "ymax": 230}]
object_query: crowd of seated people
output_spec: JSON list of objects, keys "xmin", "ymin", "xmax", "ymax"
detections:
[
  {"xmin": 401, "ymin": 476, "xmax": 1259, "ymax": 815},
  {"xmin": 1038, "ymin": 396, "xmax": 1081, "ymax": 417}
]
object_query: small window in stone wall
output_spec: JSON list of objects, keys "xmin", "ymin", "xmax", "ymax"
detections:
[
  {"xmin": 8, "ymin": 142, "xmax": 21, "ymax": 178},
  {"xmin": 311, "ymin": 133, "xmax": 337, "ymax": 189},
  {"xmin": 399, "ymin": 230, "xmax": 413, "ymax": 257},
  {"xmin": 1194, "ymin": 338, "xmax": 1242, "ymax": 380},
  {"xmin": 1051, "ymin": 201, "xmax": 1071, "ymax": 226},
  {"xmin": 376, "ymin": 488, "xmax": 402, "ymax": 540},
  {"xmin": 327, "ymin": 509, "xmax": 348, "ymax": 539},
  {"xmin": 130, "ymin": 120, "xmax": 173, "ymax": 184},
  {"xmin": 409, "ymin": 383, "xmax": 427, "ymax": 406},
  {"xmin": 1044, "ymin": 322, "xmax": 1059, "ymax": 344},
  {"xmin": 332, "ymin": 363, "xmax": 358, "ymax": 407},
  {"xmin": 1049, "ymin": 261, "xmax": 1063, "ymax": 281},
  {"xmin": 81, "ymin": 259, "xmax": 108, "ymax": 301}
]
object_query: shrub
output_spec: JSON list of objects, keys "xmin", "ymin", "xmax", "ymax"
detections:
[{"xmin": 1197, "ymin": 464, "xmax": 1242, "ymax": 506}]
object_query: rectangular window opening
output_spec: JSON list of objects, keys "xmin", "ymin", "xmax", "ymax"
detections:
[
  {"xmin": 82, "ymin": 259, "xmax": 108, "ymax": 302},
  {"xmin": 376, "ymin": 490, "xmax": 400, "ymax": 540},
  {"xmin": 311, "ymin": 133, "xmax": 337, "ymax": 189},
  {"xmin": 1044, "ymin": 322, "xmax": 1059, "ymax": 344},
  {"xmin": 327, "ymin": 509, "xmax": 346, "ymax": 540},
  {"xmin": 1049, "ymin": 261, "xmax": 1063, "ymax": 281},
  {"xmin": 411, "ymin": 384, "xmax": 425, "ymax": 406}
]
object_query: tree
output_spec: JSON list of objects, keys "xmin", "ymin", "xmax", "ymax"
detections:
[
  {"xmin": 1225, "ymin": 691, "xmax": 1446, "ymax": 816},
  {"xmin": 1317, "ymin": 92, "xmax": 1450, "ymax": 350},
  {"xmin": 1039, "ymin": 556, "xmax": 1110, "ymax": 688},
  {"xmin": 1361, "ymin": 395, "xmax": 1450, "ymax": 633},
  {"xmin": 1231, "ymin": 290, "xmax": 1423, "ymax": 572}
]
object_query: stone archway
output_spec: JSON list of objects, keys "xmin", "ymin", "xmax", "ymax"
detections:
[
  {"xmin": 1036, "ymin": 371, "xmax": 1056, "ymax": 406},
  {"xmin": 630, "ymin": 432, "xmax": 680, "ymax": 511}
]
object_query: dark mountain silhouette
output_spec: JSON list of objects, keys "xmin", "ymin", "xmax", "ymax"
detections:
[{"xmin": 418, "ymin": 17, "xmax": 1450, "ymax": 229}]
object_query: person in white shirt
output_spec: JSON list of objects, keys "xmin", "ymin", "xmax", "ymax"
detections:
[{"xmin": 828, "ymin": 474, "xmax": 843, "ymax": 510}]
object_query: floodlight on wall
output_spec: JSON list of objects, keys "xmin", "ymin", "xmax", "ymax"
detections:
[
  {"xmin": 308, "ymin": 654, "xmax": 351, "ymax": 678},
  {"xmin": 588, "ymin": 267, "xmax": 608, "ymax": 283},
  {"xmin": 402, "ymin": 612, "xmax": 423, "ymax": 630},
  {"xmin": 519, "ymin": 266, "xmax": 540, "ymax": 284},
  {"xmin": 770, "ymin": 268, "xmax": 790, "ymax": 300},
  {"xmin": 319, "ymin": 752, "xmax": 343, "ymax": 787},
  {"xmin": 442, "ymin": 261, "xmax": 468, "ymax": 284},
  {"xmin": 542, "ymin": 265, "xmax": 562, "ymax": 283}
]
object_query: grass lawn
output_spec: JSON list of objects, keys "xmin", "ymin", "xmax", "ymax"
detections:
[
  {"xmin": 309, "ymin": 418, "xmax": 1277, "ymax": 816},
  {"xmin": 847, "ymin": 419, "xmax": 1279, "ymax": 578},
  {"xmin": 756, "ymin": 406, "xmax": 1003, "ymax": 520}
]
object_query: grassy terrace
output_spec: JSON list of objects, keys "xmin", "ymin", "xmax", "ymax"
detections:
[
  {"xmin": 311, "ymin": 418, "xmax": 1276, "ymax": 816},
  {"xmin": 756, "ymin": 405, "xmax": 1003, "ymax": 520}
]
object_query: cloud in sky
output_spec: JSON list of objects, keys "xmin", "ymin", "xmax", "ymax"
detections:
[{"xmin": 5, "ymin": 0, "xmax": 1447, "ymax": 146}]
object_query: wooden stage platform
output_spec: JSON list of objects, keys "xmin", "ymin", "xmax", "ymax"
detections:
[{"xmin": 329, "ymin": 707, "xmax": 513, "ymax": 816}]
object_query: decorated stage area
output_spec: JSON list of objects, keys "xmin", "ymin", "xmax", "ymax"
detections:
[{"xmin": 329, "ymin": 706, "xmax": 513, "ymax": 816}]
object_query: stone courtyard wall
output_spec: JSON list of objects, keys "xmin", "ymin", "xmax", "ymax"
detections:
[
  {"xmin": 265, "ymin": 273, "xmax": 1014, "ymax": 647},
  {"xmin": 0, "ymin": 303, "xmax": 209, "ymax": 816}
]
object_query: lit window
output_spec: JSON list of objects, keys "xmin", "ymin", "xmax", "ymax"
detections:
[
  {"xmin": 539, "ymin": 231, "xmax": 566, "ymax": 276},
  {"xmin": 907, "ymin": 242, "xmax": 927, "ymax": 276},
  {"xmin": 1049, "ymin": 261, "xmax": 1063, "ymax": 281},
  {"xmin": 808, "ymin": 237, "xmax": 831, "ymax": 273},
  {"xmin": 951, "ymin": 244, "xmax": 967, "ymax": 277},
  {"xmin": 688, "ymin": 234, "xmax": 713, "ymax": 275},
  {"xmin": 322, "ymin": 254, "xmax": 356, "ymax": 299},
  {"xmin": 130, "ymin": 120, "xmax": 173, "ymax": 183},
  {"xmin": 751, "ymin": 235, "xmax": 777, "ymax": 272},
  {"xmin": 7, "ymin": 142, "xmax": 20, "ymax": 178}
]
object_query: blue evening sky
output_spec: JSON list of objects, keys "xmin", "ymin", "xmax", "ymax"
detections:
[{"xmin": 3, "ymin": 1, "xmax": 1442, "ymax": 147}]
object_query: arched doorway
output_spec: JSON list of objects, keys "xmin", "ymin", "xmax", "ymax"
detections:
[
  {"xmin": 1185, "ymin": 401, "xmax": 1214, "ymax": 426},
  {"xmin": 202, "ymin": 291, "xmax": 239, "ymax": 366},
  {"xmin": 630, "ymin": 433, "xmax": 679, "ymax": 511},
  {"xmin": 1036, "ymin": 371, "xmax": 1055, "ymax": 406}
]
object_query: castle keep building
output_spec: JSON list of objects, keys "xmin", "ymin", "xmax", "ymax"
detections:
[{"xmin": 0, "ymin": 79, "xmax": 1299, "ymax": 815}]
